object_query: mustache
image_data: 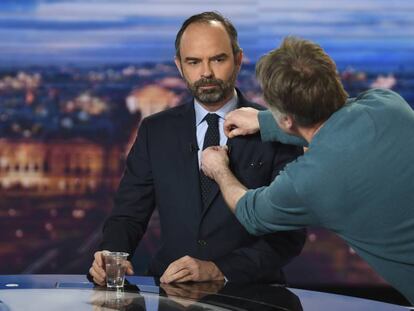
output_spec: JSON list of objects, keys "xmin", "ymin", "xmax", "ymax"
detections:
[{"xmin": 194, "ymin": 78, "xmax": 224, "ymax": 88}]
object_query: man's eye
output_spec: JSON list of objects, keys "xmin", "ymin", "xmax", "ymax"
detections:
[
  {"xmin": 214, "ymin": 58, "xmax": 224, "ymax": 62},
  {"xmin": 187, "ymin": 61, "xmax": 199, "ymax": 65}
]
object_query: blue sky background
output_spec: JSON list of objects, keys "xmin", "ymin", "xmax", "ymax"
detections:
[{"xmin": 1, "ymin": 0, "xmax": 414, "ymax": 71}]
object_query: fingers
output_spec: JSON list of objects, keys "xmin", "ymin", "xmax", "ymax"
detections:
[
  {"xmin": 172, "ymin": 273, "xmax": 194, "ymax": 283},
  {"xmin": 89, "ymin": 251, "xmax": 134, "ymax": 286},
  {"xmin": 94, "ymin": 251, "xmax": 105, "ymax": 268},
  {"xmin": 227, "ymin": 127, "xmax": 244, "ymax": 139},
  {"xmin": 224, "ymin": 121, "xmax": 236, "ymax": 138},
  {"xmin": 89, "ymin": 270, "xmax": 105, "ymax": 286},
  {"xmin": 161, "ymin": 268, "xmax": 191, "ymax": 284},
  {"xmin": 161, "ymin": 256, "xmax": 218, "ymax": 283},
  {"xmin": 223, "ymin": 120, "xmax": 236, "ymax": 137},
  {"xmin": 89, "ymin": 262, "xmax": 106, "ymax": 286},
  {"xmin": 160, "ymin": 256, "xmax": 194, "ymax": 284},
  {"xmin": 203, "ymin": 145, "xmax": 227, "ymax": 153},
  {"xmin": 125, "ymin": 261, "xmax": 134, "ymax": 275},
  {"xmin": 160, "ymin": 257, "xmax": 187, "ymax": 283},
  {"xmin": 89, "ymin": 251, "xmax": 107, "ymax": 286},
  {"xmin": 202, "ymin": 145, "xmax": 228, "ymax": 157},
  {"xmin": 203, "ymin": 146, "xmax": 217, "ymax": 152},
  {"xmin": 224, "ymin": 109, "xmax": 242, "ymax": 138},
  {"xmin": 225, "ymin": 123, "xmax": 250, "ymax": 138},
  {"xmin": 224, "ymin": 107, "xmax": 260, "ymax": 138}
]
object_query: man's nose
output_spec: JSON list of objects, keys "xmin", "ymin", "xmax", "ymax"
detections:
[{"xmin": 201, "ymin": 62, "xmax": 214, "ymax": 79}]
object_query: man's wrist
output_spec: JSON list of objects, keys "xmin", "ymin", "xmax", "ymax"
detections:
[
  {"xmin": 213, "ymin": 166, "xmax": 232, "ymax": 186},
  {"xmin": 208, "ymin": 261, "xmax": 225, "ymax": 281},
  {"xmin": 212, "ymin": 165, "xmax": 247, "ymax": 213}
]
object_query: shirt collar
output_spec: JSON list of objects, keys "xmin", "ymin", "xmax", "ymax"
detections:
[{"xmin": 194, "ymin": 90, "xmax": 238, "ymax": 126}]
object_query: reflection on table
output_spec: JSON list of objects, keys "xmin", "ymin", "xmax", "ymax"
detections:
[{"xmin": 0, "ymin": 275, "xmax": 410, "ymax": 311}]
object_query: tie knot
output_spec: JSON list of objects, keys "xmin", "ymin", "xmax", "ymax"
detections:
[{"xmin": 204, "ymin": 113, "xmax": 219, "ymax": 127}]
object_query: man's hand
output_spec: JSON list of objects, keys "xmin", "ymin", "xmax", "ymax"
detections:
[
  {"xmin": 202, "ymin": 146, "xmax": 247, "ymax": 213},
  {"xmin": 89, "ymin": 251, "xmax": 134, "ymax": 286},
  {"xmin": 160, "ymin": 256, "xmax": 224, "ymax": 284},
  {"xmin": 224, "ymin": 107, "xmax": 260, "ymax": 138},
  {"xmin": 201, "ymin": 146, "xmax": 230, "ymax": 181}
]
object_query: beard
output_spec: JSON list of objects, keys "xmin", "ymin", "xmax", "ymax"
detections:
[{"xmin": 184, "ymin": 68, "xmax": 238, "ymax": 106}]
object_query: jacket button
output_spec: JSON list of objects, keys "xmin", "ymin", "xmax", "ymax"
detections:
[{"xmin": 197, "ymin": 239, "xmax": 207, "ymax": 246}]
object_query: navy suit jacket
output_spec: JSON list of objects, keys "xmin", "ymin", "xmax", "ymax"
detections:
[{"xmin": 100, "ymin": 90, "xmax": 306, "ymax": 283}]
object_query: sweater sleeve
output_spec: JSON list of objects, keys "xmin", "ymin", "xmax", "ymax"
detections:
[
  {"xmin": 258, "ymin": 110, "xmax": 308, "ymax": 147},
  {"xmin": 235, "ymin": 170, "xmax": 316, "ymax": 235}
]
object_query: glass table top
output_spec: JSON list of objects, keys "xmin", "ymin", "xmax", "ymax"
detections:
[{"xmin": 0, "ymin": 275, "xmax": 410, "ymax": 311}]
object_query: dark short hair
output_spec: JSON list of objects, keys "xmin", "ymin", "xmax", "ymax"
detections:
[
  {"xmin": 256, "ymin": 36, "xmax": 348, "ymax": 127},
  {"xmin": 175, "ymin": 11, "xmax": 241, "ymax": 59}
]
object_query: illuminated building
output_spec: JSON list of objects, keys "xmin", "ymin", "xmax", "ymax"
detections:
[
  {"xmin": 125, "ymin": 84, "xmax": 180, "ymax": 153},
  {"xmin": 0, "ymin": 138, "xmax": 122, "ymax": 195},
  {"xmin": 126, "ymin": 84, "xmax": 179, "ymax": 118}
]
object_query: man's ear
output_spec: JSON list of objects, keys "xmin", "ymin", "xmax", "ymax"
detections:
[
  {"xmin": 174, "ymin": 56, "xmax": 183, "ymax": 77},
  {"xmin": 235, "ymin": 50, "xmax": 243, "ymax": 70},
  {"xmin": 282, "ymin": 114, "xmax": 295, "ymax": 130}
]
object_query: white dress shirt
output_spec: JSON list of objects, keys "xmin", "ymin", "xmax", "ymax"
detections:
[{"xmin": 194, "ymin": 90, "xmax": 238, "ymax": 167}]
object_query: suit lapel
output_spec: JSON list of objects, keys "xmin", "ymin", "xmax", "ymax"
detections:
[
  {"xmin": 174, "ymin": 102, "xmax": 203, "ymax": 220},
  {"xmin": 201, "ymin": 175, "xmax": 220, "ymax": 213},
  {"xmin": 226, "ymin": 91, "xmax": 252, "ymax": 173}
]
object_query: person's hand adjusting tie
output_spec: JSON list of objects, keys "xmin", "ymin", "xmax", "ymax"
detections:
[{"xmin": 224, "ymin": 107, "xmax": 260, "ymax": 138}]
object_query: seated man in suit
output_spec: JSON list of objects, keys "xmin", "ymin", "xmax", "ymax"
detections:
[{"xmin": 89, "ymin": 11, "xmax": 305, "ymax": 285}]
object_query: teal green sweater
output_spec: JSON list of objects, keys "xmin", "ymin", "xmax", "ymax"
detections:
[{"xmin": 236, "ymin": 89, "xmax": 414, "ymax": 304}]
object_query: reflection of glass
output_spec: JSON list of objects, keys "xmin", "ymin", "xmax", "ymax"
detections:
[
  {"xmin": 103, "ymin": 251, "xmax": 129, "ymax": 289},
  {"xmin": 89, "ymin": 289, "xmax": 142, "ymax": 311}
]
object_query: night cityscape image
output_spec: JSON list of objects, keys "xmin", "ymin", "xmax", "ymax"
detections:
[{"xmin": 0, "ymin": 0, "xmax": 413, "ymax": 288}]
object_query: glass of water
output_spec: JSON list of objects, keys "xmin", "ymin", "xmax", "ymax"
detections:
[{"xmin": 103, "ymin": 251, "xmax": 129, "ymax": 289}]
